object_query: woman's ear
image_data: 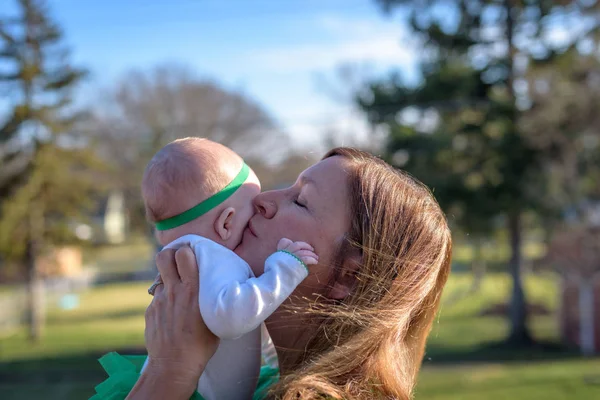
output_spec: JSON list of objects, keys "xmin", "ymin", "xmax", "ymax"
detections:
[
  {"xmin": 328, "ymin": 252, "xmax": 362, "ymax": 300},
  {"xmin": 214, "ymin": 207, "xmax": 235, "ymax": 241}
]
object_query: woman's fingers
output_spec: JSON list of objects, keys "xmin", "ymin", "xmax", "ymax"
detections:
[
  {"xmin": 142, "ymin": 243, "xmax": 219, "ymax": 390},
  {"xmin": 156, "ymin": 248, "xmax": 181, "ymax": 287},
  {"xmin": 174, "ymin": 246, "xmax": 198, "ymax": 290}
]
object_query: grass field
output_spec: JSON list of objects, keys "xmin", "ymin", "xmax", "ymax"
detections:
[{"xmin": 0, "ymin": 261, "xmax": 599, "ymax": 399}]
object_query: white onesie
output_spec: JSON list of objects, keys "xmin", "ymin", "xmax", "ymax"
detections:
[{"xmin": 142, "ymin": 234, "xmax": 308, "ymax": 400}]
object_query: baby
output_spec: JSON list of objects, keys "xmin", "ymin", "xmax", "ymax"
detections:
[{"xmin": 140, "ymin": 138, "xmax": 317, "ymax": 400}]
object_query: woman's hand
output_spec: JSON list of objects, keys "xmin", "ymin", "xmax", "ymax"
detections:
[{"xmin": 128, "ymin": 246, "xmax": 219, "ymax": 399}]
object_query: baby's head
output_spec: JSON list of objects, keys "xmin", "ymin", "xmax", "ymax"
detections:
[{"xmin": 142, "ymin": 137, "xmax": 261, "ymax": 249}]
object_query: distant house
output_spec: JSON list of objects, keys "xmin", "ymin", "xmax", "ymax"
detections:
[
  {"xmin": 555, "ymin": 201, "xmax": 600, "ymax": 355},
  {"xmin": 102, "ymin": 191, "xmax": 128, "ymax": 244},
  {"xmin": 559, "ymin": 278, "xmax": 600, "ymax": 355},
  {"xmin": 74, "ymin": 190, "xmax": 128, "ymax": 245},
  {"xmin": 37, "ymin": 246, "xmax": 83, "ymax": 277}
]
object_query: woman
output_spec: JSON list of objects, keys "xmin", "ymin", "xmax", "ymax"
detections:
[{"xmin": 128, "ymin": 147, "xmax": 452, "ymax": 399}]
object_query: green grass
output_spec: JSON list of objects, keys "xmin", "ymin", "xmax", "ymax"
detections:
[
  {"xmin": 427, "ymin": 272, "xmax": 559, "ymax": 352},
  {"xmin": 83, "ymin": 237, "xmax": 154, "ymax": 276},
  {"xmin": 0, "ymin": 282, "xmax": 149, "ymax": 362},
  {"xmin": 1, "ymin": 272, "xmax": 599, "ymax": 399},
  {"xmin": 417, "ymin": 359, "xmax": 600, "ymax": 400},
  {"xmin": 0, "ymin": 282, "xmax": 151, "ymax": 400},
  {"xmin": 452, "ymin": 240, "xmax": 546, "ymax": 265},
  {"xmin": 417, "ymin": 273, "xmax": 600, "ymax": 399}
]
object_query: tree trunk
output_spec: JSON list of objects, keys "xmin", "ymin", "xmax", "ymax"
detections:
[
  {"xmin": 579, "ymin": 278, "xmax": 596, "ymax": 356},
  {"xmin": 26, "ymin": 240, "xmax": 44, "ymax": 342},
  {"xmin": 503, "ymin": 0, "xmax": 533, "ymax": 346},
  {"xmin": 507, "ymin": 210, "xmax": 533, "ymax": 345},
  {"xmin": 470, "ymin": 237, "xmax": 487, "ymax": 294},
  {"xmin": 26, "ymin": 201, "xmax": 45, "ymax": 342}
]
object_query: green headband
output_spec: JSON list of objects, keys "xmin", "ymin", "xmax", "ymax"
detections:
[{"xmin": 155, "ymin": 163, "xmax": 250, "ymax": 231}]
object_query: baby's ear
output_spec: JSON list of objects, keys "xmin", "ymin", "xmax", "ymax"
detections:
[{"xmin": 214, "ymin": 207, "xmax": 236, "ymax": 241}]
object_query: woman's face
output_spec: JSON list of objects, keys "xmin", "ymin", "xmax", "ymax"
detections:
[{"xmin": 235, "ymin": 156, "xmax": 351, "ymax": 298}]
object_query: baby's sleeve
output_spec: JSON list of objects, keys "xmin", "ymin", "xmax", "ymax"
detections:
[{"xmin": 196, "ymin": 243, "xmax": 308, "ymax": 340}]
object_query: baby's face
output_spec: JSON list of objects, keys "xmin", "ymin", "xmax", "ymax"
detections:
[
  {"xmin": 225, "ymin": 170, "xmax": 261, "ymax": 250},
  {"xmin": 151, "ymin": 171, "xmax": 260, "ymax": 249}
]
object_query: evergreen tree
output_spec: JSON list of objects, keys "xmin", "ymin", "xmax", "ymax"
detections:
[
  {"xmin": 361, "ymin": 0, "xmax": 599, "ymax": 345},
  {"xmin": 0, "ymin": 0, "xmax": 101, "ymax": 341}
]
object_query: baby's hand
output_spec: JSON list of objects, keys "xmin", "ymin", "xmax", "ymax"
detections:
[{"xmin": 277, "ymin": 238, "xmax": 318, "ymax": 266}]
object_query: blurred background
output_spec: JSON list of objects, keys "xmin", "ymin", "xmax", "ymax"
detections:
[{"xmin": 1, "ymin": 0, "xmax": 600, "ymax": 399}]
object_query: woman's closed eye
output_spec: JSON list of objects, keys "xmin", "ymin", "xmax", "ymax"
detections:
[{"xmin": 294, "ymin": 198, "xmax": 307, "ymax": 209}]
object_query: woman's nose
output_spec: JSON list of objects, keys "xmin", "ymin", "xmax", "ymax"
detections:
[{"xmin": 253, "ymin": 192, "xmax": 277, "ymax": 219}]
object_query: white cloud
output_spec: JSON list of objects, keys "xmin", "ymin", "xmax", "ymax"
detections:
[
  {"xmin": 239, "ymin": 15, "xmax": 418, "ymax": 148},
  {"xmin": 246, "ymin": 15, "xmax": 417, "ymax": 73},
  {"xmin": 254, "ymin": 38, "xmax": 413, "ymax": 72},
  {"xmin": 280, "ymin": 103, "xmax": 382, "ymax": 152},
  {"xmin": 315, "ymin": 14, "xmax": 401, "ymax": 37}
]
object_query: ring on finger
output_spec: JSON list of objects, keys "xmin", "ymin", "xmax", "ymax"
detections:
[{"xmin": 148, "ymin": 281, "xmax": 163, "ymax": 296}]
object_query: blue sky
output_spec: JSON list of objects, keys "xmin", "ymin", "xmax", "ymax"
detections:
[{"xmin": 3, "ymin": 0, "xmax": 418, "ymax": 148}]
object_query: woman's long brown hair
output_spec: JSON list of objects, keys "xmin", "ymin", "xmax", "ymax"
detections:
[{"xmin": 270, "ymin": 148, "xmax": 452, "ymax": 399}]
